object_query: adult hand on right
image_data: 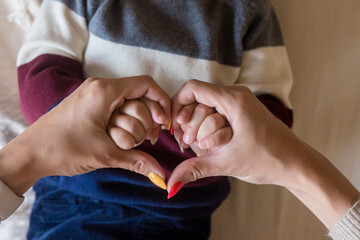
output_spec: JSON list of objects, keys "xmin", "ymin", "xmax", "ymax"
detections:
[
  {"xmin": 169, "ymin": 80, "xmax": 359, "ymax": 230},
  {"xmin": 169, "ymin": 80, "xmax": 298, "ymax": 189}
]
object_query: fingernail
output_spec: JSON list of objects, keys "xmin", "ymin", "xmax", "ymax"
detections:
[
  {"xmin": 179, "ymin": 143, "xmax": 184, "ymax": 153},
  {"xmin": 168, "ymin": 181, "xmax": 184, "ymax": 199},
  {"xmin": 162, "ymin": 118, "xmax": 172, "ymax": 131},
  {"xmin": 184, "ymin": 134, "xmax": 193, "ymax": 144},
  {"xmin": 150, "ymin": 132, "xmax": 160, "ymax": 145},
  {"xmin": 170, "ymin": 128, "xmax": 174, "ymax": 135},
  {"xmin": 196, "ymin": 153, "xmax": 200, "ymax": 157},
  {"xmin": 150, "ymin": 137, "xmax": 158, "ymax": 145},
  {"xmin": 174, "ymin": 135, "xmax": 185, "ymax": 153},
  {"xmin": 148, "ymin": 172, "xmax": 167, "ymax": 190}
]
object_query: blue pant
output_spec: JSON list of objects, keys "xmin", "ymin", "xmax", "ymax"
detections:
[{"xmin": 27, "ymin": 184, "xmax": 211, "ymax": 240}]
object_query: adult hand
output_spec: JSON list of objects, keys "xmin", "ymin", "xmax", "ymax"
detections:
[
  {"xmin": 169, "ymin": 79, "xmax": 297, "ymax": 188},
  {"xmin": 0, "ymin": 75, "xmax": 171, "ymax": 196},
  {"xmin": 169, "ymin": 80, "xmax": 359, "ymax": 229}
]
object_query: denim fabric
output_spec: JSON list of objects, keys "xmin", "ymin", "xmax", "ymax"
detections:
[{"xmin": 27, "ymin": 183, "xmax": 211, "ymax": 240}]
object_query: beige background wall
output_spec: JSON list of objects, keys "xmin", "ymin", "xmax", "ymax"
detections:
[
  {"xmin": 211, "ymin": 1, "xmax": 360, "ymax": 239},
  {"xmin": 0, "ymin": 1, "xmax": 359, "ymax": 239}
]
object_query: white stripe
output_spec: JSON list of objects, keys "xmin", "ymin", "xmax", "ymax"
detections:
[
  {"xmin": 84, "ymin": 33, "xmax": 241, "ymax": 97},
  {"xmin": 238, "ymin": 46, "xmax": 293, "ymax": 108},
  {"xmin": 84, "ymin": 34, "xmax": 292, "ymax": 108},
  {"xmin": 17, "ymin": 0, "xmax": 88, "ymax": 66}
]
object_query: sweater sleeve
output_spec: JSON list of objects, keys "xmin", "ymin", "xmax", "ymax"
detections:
[
  {"xmin": 237, "ymin": 0, "xmax": 293, "ymax": 127},
  {"xmin": 17, "ymin": 0, "xmax": 89, "ymax": 124},
  {"xmin": 328, "ymin": 199, "xmax": 360, "ymax": 240},
  {"xmin": 0, "ymin": 179, "xmax": 24, "ymax": 222}
]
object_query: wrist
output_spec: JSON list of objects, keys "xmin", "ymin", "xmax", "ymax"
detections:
[
  {"xmin": 0, "ymin": 126, "xmax": 48, "ymax": 196},
  {"xmin": 281, "ymin": 140, "xmax": 359, "ymax": 229}
]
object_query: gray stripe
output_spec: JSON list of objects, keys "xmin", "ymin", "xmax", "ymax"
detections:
[
  {"xmin": 242, "ymin": 0, "xmax": 284, "ymax": 51},
  {"xmin": 53, "ymin": 0, "xmax": 283, "ymax": 67},
  {"xmin": 53, "ymin": 0, "xmax": 101, "ymax": 20}
]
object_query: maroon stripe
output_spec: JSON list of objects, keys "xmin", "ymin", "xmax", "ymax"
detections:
[
  {"xmin": 18, "ymin": 54, "xmax": 84, "ymax": 124},
  {"xmin": 257, "ymin": 94, "xmax": 293, "ymax": 128}
]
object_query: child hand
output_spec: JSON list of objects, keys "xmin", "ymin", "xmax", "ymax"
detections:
[
  {"xmin": 108, "ymin": 97, "xmax": 166, "ymax": 150},
  {"xmin": 173, "ymin": 103, "xmax": 233, "ymax": 156}
]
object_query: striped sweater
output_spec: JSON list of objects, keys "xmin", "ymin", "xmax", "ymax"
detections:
[{"xmin": 17, "ymin": 0, "xmax": 293, "ymax": 219}]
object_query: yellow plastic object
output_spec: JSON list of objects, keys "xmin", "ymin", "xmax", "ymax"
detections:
[{"xmin": 148, "ymin": 172, "xmax": 167, "ymax": 190}]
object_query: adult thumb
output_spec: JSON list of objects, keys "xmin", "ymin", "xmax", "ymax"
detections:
[
  {"xmin": 167, "ymin": 152, "xmax": 223, "ymax": 198},
  {"xmin": 110, "ymin": 148, "xmax": 166, "ymax": 189}
]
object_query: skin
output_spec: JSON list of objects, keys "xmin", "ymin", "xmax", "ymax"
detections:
[
  {"xmin": 0, "ymin": 76, "xmax": 358, "ymax": 230},
  {"xmin": 0, "ymin": 75, "xmax": 171, "ymax": 196},
  {"xmin": 173, "ymin": 103, "xmax": 233, "ymax": 156},
  {"xmin": 169, "ymin": 79, "xmax": 359, "ymax": 230}
]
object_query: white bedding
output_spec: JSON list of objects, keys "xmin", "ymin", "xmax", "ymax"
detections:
[
  {"xmin": 0, "ymin": 0, "xmax": 359, "ymax": 239},
  {"xmin": 0, "ymin": 1, "xmax": 38, "ymax": 239}
]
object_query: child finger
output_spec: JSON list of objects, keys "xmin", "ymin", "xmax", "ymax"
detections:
[
  {"xmin": 176, "ymin": 103, "xmax": 197, "ymax": 125},
  {"xmin": 140, "ymin": 97, "xmax": 167, "ymax": 125},
  {"xmin": 107, "ymin": 125, "xmax": 136, "ymax": 150},
  {"xmin": 109, "ymin": 114, "xmax": 146, "ymax": 144},
  {"xmin": 197, "ymin": 113, "xmax": 227, "ymax": 142},
  {"xmin": 198, "ymin": 126, "xmax": 233, "ymax": 149},
  {"xmin": 182, "ymin": 104, "xmax": 215, "ymax": 145},
  {"xmin": 119, "ymin": 100, "xmax": 153, "ymax": 132}
]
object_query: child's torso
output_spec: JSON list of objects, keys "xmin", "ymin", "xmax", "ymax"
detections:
[{"xmin": 80, "ymin": 0, "xmax": 248, "ymax": 95}]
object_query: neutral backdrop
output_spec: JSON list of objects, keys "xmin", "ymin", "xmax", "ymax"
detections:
[
  {"xmin": 0, "ymin": 1, "xmax": 359, "ymax": 239},
  {"xmin": 211, "ymin": 0, "xmax": 360, "ymax": 239}
]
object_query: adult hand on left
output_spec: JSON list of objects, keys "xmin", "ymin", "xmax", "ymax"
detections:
[{"xmin": 0, "ymin": 75, "xmax": 171, "ymax": 196}]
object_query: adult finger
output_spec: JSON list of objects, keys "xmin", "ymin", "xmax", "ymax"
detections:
[
  {"xmin": 172, "ymin": 80, "xmax": 226, "ymax": 118},
  {"xmin": 106, "ymin": 147, "xmax": 166, "ymax": 181},
  {"xmin": 83, "ymin": 76, "xmax": 171, "ymax": 126},
  {"xmin": 166, "ymin": 152, "xmax": 226, "ymax": 198}
]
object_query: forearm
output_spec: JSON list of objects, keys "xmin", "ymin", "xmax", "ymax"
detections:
[
  {"xmin": 0, "ymin": 123, "xmax": 50, "ymax": 196},
  {"xmin": 280, "ymin": 139, "xmax": 359, "ymax": 229}
]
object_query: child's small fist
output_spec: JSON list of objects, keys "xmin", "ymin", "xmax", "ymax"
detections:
[
  {"xmin": 175, "ymin": 103, "xmax": 233, "ymax": 155},
  {"xmin": 107, "ymin": 99, "xmax": 164, "ymax": 149}
]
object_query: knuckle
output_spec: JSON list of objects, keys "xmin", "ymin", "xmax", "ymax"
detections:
[
  {"xmin": 187, "ymin": 79, "xmax": 200, "ymax": 86},
  {"xmin": 132, "ymin": 101, "xmax": 147, "ymax": 115},
  {"xmin": 129, "ymin": 160, "xmax": 145, "ymax": 173},
  {"xmin": 140, "ymin": 75, "xmax": 154, "ymax": 83},
  {"xmin": 95, "ymin": 152, "xmax": 114, "ymax": 167},
  {"xmin": 196, "ymin": 104, "xmax": 212, "ymax": 116},
  {"xmin": 84, "ymin": 77, "xmax": 96, "ymax": 83},
  {"xmin": 183, "ymin": 79, "xmax": 200, "ymax": 88},
  {"xmin": 87, "ymin": 79, "xmax": 108, "ymax": 94},
  {"xmin": 188, "ymin": 164, "xmax": 203, "ymax": 182},
  {"xmin": 121, "ymin": 139, "xmax": 135, "ymax": 150}
]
